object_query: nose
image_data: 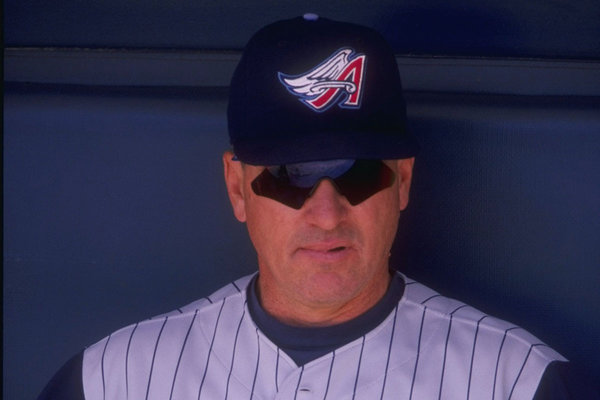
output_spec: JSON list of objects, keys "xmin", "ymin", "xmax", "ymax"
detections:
[{"xmin": 302, "ymin": 179, "xmax": 349, "ymax": 229}]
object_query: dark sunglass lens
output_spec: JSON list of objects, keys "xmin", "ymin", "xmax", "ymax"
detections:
[
  {"xmin": 251, "ymin": 168, "xmax": 311, "ymax": 209},
  {"xmin": 252, "ymin": 160, "xmax": 395, "ymax": 209},
  {"xmin": 334, "ymin": 160, "xmax": 395, "ymax": 205}
]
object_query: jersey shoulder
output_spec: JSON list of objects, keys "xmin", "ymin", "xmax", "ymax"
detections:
[
  {"xmin": 153, "ymin": 274, "xmax": 254, "ymax": 318},
  {"xmin": 398, "ymin": 273, "xmax": 567, "ymax": 399},
  {"xmin": 80, "ymin": 274, "xmax": 254, "ymax": 400},
  {"xmin": 401, "ymin": 273, "xmax": 566, "ymax": 362},
  {"xmin": 403, "ymin": 276, "xmax": 566, "ymax": 352}
]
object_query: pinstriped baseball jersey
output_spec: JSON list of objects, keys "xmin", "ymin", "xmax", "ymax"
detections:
[{"xmin": 81, "ymin": 272, "xmax": 565, "ymax": 400}]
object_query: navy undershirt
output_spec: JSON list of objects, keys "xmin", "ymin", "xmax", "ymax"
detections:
[{"xmin": 246, "ymin": 273, "xmax": 405, "ymax": 366}]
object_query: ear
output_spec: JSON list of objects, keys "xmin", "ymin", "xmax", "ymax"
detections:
[
  {"xmin": 396, "ymin": 157, "xmax": 415, "ymax": 211},
  {"xmin": 223, "ymin": 151, "xmax": 247, "ymax": 222}
]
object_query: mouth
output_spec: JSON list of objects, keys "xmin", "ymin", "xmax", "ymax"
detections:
[
  {"xmin": 301, "ymin": 241, "xmax": 350, "ymax": 251},
  {"xmin": 328, "ymin": 246, "xmax": 347, "ymax": 252},
  {"xmin": 295, "ymin": 242, "xmax": 353, "ymax": 261}
]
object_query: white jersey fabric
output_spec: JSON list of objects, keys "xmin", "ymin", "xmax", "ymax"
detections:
[{"xmin": 82, "ymin": 273, "xmax": 566, "ymax": 399}]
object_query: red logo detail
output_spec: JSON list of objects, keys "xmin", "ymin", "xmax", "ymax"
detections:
[{"xmin": 278, "ymin": 48, "xmax": 367, "ymax": 112}]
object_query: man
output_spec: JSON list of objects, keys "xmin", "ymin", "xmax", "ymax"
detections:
[{"xmin": 40, "ymin": 15, "xmax": 575, "ymax": 399}]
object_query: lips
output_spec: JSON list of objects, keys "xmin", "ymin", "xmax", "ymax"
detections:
[
  {"xmin": 300, "ymin": 241, "xmax": 350, "ymax": 252},
  {"xmin": 295, "ymin": 241, "xmax": 354, "ymax": 261}
]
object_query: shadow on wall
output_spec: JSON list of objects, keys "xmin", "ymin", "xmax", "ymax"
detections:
[{"xmin": 378, "ymin": 4, "xmax": 522, "ymax": 57}]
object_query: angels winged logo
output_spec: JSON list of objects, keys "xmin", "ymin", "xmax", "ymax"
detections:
[{"xmin": 278, "ymin": 48, "xmax": 367, "ymax": 112}]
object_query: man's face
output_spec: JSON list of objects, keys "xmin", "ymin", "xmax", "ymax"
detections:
[{"xmin": 223, "ymin": 151, "xmax": 414, "ymax": 325}]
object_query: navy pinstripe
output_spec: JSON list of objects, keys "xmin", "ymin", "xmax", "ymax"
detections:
[
  {"xmin": 351, "ymin": 336, "xmax": 367, "ymax": 400},
  {"xmin": 493, "ymin": 326, "xmax": 520, "ymax": 400},
  {"xmin": 293, "ymin": 366, "xmax": 305, "ymax": 400},
  {"xmin": 169, "ymin": 310, "xmax": 198, "ymax": 400},
  {"xmin": 224, "ymin": 302, "xmax": 247, "ymax": 400},
  {"xmin": 144, "ymin": 316, "xmax": 168, "ymax": 400},
  {"xmin": 275, "ymin": 347, "xmax": 280, "ymax": 392},
  {"xmin": 508, "ymin": 343, "xmax": 546, "ymax": 400},
  {"xmin": 438, "ymin": 305, "xmax": 469, "ymax": 399},
  {"xmin": 323, "ymin": 350, "xmax": 336, "ymax": 400},
  {"xmin": 409, "ymin": 308, "xmax": 427, "ymax": 400},
  {"xmin": 197, "ymin": 298, "xmax": 227, "ymax": 399},
  {"xmin": 125, "ymin": 322, "xmax": 139, "ymax": 398},
  {"xmin": 421, "ymin": 294, "xmax": 441, "ymax": 304},
  {"xmin": 249, "ymin": 328, "xmax": 261, "ymax": 400},
  {"xmin": 409, "ymin": 293, "xmax": 441, "ymax": 399},
  {"xmin": 379, "ymin": 305, "xmax": 399, "ymax": 400},
  {"xmin": 100, "ymin": 334, "xmax": 112, "ymax": 400},
  {"xmin": 466, "ymin": 315, "xmax": 487, "ymax": 400}
]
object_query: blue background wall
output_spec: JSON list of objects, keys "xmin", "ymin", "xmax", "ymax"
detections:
[{"xmin": 4, "ymin": 1, "xmax": 600, "ymax": 398}]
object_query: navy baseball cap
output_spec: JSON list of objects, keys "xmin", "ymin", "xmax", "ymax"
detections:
[{"xmin": 227, "ymin": 14, "xmax": 419, "ymax": 165}]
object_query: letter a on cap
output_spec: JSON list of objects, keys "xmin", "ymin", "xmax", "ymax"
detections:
[{"xmin": 278, "ymin": 48, "xmax": 366, "ymax": 112}]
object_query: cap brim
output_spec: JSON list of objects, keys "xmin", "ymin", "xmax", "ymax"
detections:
[{"xmin": 233, "ymin": 130, "xmax": 420, "ymax": 165}]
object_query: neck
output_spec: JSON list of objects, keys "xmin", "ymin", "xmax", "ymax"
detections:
[{"xmin": 257, "ymin": 268, "xmax": 392, "ymax": 327}]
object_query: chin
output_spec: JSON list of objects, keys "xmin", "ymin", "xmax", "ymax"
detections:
[{"xmin": 302, "ymin": 272, "xmax": 363, "ymax": 301}]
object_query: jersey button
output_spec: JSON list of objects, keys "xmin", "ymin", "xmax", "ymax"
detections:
[{"xmin": 297, "ymin": 387, "xmax": 312, "ymax": 397}]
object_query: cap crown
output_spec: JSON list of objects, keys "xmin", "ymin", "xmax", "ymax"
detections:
[{"xmin": 228, "ymin": 16, "xmax": 418, "ymax": 165}]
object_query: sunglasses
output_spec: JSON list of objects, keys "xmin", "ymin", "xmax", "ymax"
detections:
[{"xmin": 250, "ymin": 159, "xmax": 396, "ymax": 209}]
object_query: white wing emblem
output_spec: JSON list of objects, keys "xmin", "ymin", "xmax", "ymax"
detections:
[{"xmin": 278, "ymin": 48, "xmax": 367, "ymax": 112}]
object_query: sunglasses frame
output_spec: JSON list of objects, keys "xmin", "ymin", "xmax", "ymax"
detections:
[{"xmin": 251, "ymin": 159, "xmax": 396, "ymax": 209}]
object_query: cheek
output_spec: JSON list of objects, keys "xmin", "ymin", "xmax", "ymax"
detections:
[
  {"xmin": 359, "ymin": 189, "xmax": 401, "ymax": 252},
  {"xmin": 244, "ymin": 195, "xmax": 291, "ymax": 261}
]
